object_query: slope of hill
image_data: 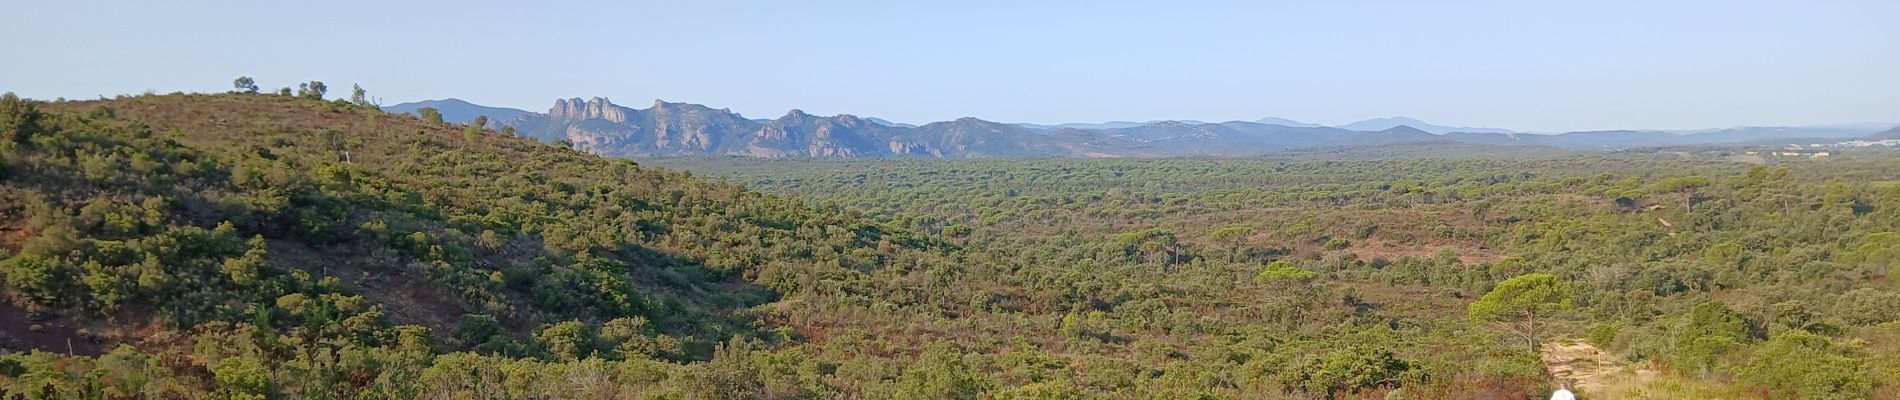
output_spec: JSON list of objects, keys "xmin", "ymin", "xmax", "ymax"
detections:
[
  {"xmin": 1681, "ymin": 126, "xmax": 1872, "ymax": 142},
  {"xmin": 0, "ymin": 91, "xmax": 1564, "ymax": 399},
  {"xmin": 1352, "ymin": 125, "xmax": 1440, "ymax": 145},
  {"xmin": 0, "ymin": 92, "xmax": 925, "ymax": 364},
  {"xmin": 863, "ymin": 116, "xmax": 915, "ymax": 128},
  {"xmin": 1871, "ymin": 126, "xmax": 1900, "ymax": 140},
  {"xmin": 380, "ymin": 98, "xmax": 530, "ymax": 127},
  {"xmin": 5, "ymin": 91, "xmax": 1897, "ymax": 399}
]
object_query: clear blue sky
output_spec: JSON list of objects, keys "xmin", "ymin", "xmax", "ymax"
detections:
[{"xmin": 3, "ymin": 1, "xmax": 1895, "ymax": 132}]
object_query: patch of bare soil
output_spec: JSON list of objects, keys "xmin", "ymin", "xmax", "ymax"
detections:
[
  {"xmin": 0, "ymin": 224, "xmax": 29, "ymax": 252},
  {"xmin": 1543, "ymin": 340, "xmax": 1659, "ymax": 397}
]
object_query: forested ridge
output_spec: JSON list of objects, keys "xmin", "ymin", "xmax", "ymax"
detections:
[{"xmin": 1, "ymin": 90, "xmax": 1898, "ymax": 399}]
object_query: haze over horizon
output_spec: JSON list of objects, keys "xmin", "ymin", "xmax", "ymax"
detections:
[{"xmin": 3, "ymin": 0, "xmax": 1896, "ymax": 132}]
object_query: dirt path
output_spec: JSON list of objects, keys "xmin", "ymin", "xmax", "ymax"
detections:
[{"xmin": 1542, "ymin": 340, "xmax": 1659, "ymax": 396}]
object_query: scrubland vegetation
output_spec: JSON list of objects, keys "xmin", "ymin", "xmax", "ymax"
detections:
[{"xmin": 2, "ymin": 88, "xmax": 1897, "ymax": 399}]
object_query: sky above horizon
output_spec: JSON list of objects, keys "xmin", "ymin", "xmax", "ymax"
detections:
[{"xmin": 2, "ymin": 1, "xmax": 1896, "ymax": 132}]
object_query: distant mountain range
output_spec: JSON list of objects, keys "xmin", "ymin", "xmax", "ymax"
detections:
[
  {"xmin": 1871, "ymin": 126, "xmax": 1900, "ymax": 140},
  {"xmin": 1017, "ymin": 121, "xmax": 1154, "ymax": 131},
  {"xmin": 381, "ymin": 98, "xmax": 1896, "ymax": 158},
  {"xmin": 1253, "ymin": 117, "xmax": 1322, "ymax": 128},
  {"xmin": 381, "ymin": 98, "xmax": 530, "ymax": 129},
  {"xmin": 1338, "ymin": 117, "xmax": 1517, "ymax": 134}
]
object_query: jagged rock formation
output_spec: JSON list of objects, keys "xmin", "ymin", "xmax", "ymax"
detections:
[
  {"xmin": 505, "ymin": 98, "xmax": 1138, "ymax": 158},
  {"xmin": 550, "ymin": 97, "xmax": 628, "ymax": 123}
]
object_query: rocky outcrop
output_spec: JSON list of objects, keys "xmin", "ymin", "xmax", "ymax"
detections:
[
  {"xmin": 747, "ymin": 109, "xmax": 878, "ymax": 157},
  {"xmin": 647, "ymin": 100, "xmax": 753, "ymax": 151},
  {"xmin": 513, "ymin": 97, "xmax": 1138, "ymax": 158},
  {"xmin": 888, "ymin": 140, "xmax": 922, "ymax": 155},
  {"xmin": 549, "ymin": 97, "xmax": 628, "ymax": 123}
]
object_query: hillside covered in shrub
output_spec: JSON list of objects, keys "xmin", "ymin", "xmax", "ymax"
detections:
[{"xmin": 2, "ymin": 90, "xmax": 1898, "ymax": 399}]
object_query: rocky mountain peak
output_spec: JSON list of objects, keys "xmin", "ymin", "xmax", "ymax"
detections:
[{"xmin": 550, "ymin": 97, "xmax": 627, "ymax": 123}]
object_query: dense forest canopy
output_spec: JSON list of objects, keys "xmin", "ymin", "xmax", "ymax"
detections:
[{"xmin": 2, "ymin": 89, "xmax": 1898, "ymax": 399}]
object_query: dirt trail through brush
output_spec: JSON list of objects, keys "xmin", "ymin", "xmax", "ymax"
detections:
[
  {"xmin": 1657, "ymin": 218, "xmax": 1677, "ymax": 237},
  {"xmin": 1543, "ymin": 341, "xmax": 1659, "ymax": 396}
]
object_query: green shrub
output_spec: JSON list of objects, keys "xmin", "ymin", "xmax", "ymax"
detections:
[
  {"xmin": 2, "ymin": 92, "xmax": 43, "ymax": 144},
  {"xmin": 1255, "ymin": 260, "xmax": 1317, "ymax": 285},
  {"xmin": 1294, "ymin": 347, "xmax": 1413, "ymax": 397},
  {"xmin": 1586, "ymin": 323, "xmax": 1621, "ymax": 347},
  {"xmin": 418, "ymin": 107, "xmax": 443, "ymax": 124},
  {"xmin": 1738, "ymin": 331, "xmax": 1872, "ymax": 400}
]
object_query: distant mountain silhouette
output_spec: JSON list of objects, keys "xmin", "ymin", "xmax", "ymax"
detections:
[
  {"xmin": 865, "ymin": 117, "xmax": 916, "ymax": 128},
  {"xmin": 1340, "ymin": 117, "xmax": 1516, "ymax": 134},
  {"xmin": 1016, "ymin": 121, "xmax": 1149, "ymax": 131},
  {"xmin": 1253, "ymin": 117, "xmax": 1322, "ymax": 128},
  {"xmin": 1355, "ymin": 125, "xmax": 1440, "ymax": 145},
  {"xmin": 398, "ymin": 97, "xmax": 1889, "ymax": 158},
  {"xmin": 381, "ymin": 98, "xmax": 530, "ymax": 128},
  {"xmin": 1803, "ymin": 122, "xmax": 1897, "ymax": 132},
  {"xmin": 503, "ymin": 98, "xmax": 1136, "ymax": 158}
]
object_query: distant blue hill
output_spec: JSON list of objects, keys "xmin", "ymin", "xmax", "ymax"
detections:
[
  {"xmin": 1253, "ymin": 117, "xmax": 1322, "ymax": 128},
  {"xmin": 865, "ymin": 117, "xmax": 917, "ymax": 128},
  {"xmin": 1870, "ymin": 126, "xmax": 1900, "ymax": 140},
  {"xmin": 382, "ymin": 98, "xmax": 531, "ymax": 127},
  {"xmin": 1015, "ymin": 121, "xmax": 1150, "ymax": 131},
  {"xmin": 1340, "ymin": 117, "xmax": 1516, "ymax": 134},
  {"xmin": 1021, "ymin": 116, "xmax": 1473, "ymax": 132}
]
